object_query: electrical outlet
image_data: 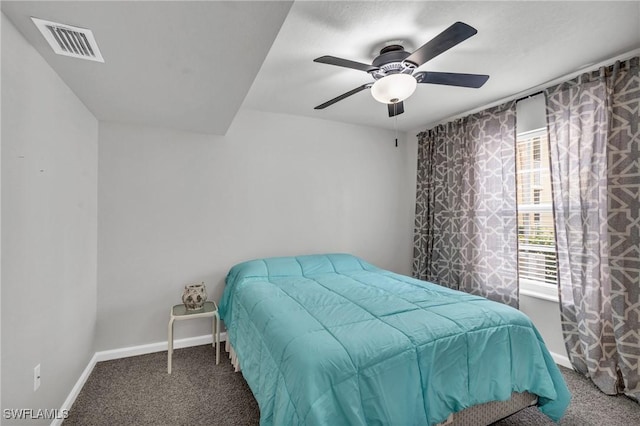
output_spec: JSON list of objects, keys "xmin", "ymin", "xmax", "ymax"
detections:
[{"xmin": 34, "ymin": 364, "xmax": 41, "ymax": 391}]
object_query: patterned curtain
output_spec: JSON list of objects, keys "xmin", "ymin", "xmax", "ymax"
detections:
[
  {"xmin": 413, "ymin": 101, "xmax": 519, "ymax": 308},
  {"xmin": 545, "ymin": 57, "xmax": 639, "ymax": 400}
]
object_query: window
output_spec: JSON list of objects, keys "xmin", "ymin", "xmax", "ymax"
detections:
[
  {"xmin": 533, "ymin": 189, "xmax": 541, "ymax": 204},
  {"xmin": 516, "ymin": 128, "xmax": 558, "ymax": 295}
]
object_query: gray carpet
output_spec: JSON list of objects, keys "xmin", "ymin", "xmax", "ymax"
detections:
[{"xmin": 64, "ymin": 344, "xmax": 640, "ymax": 425}]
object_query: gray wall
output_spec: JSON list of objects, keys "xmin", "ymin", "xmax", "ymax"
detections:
[
  {"xmin": 519, "ymin": 296, "xmax": 567, "ymax": 358},
  {"xmin": 516, "ymin": 93, "xmax": 546, "ymax": 134},
  {"xmin": 0, "ymin": 13, "xmax": 3, "ymax": 416},
  {"xmin": 96, "ymin": 110, "xmax": 417, "ymax": 350},
  {"xmin": 1, "ymin": 12, "xmax": 98, "ymax": 421}
]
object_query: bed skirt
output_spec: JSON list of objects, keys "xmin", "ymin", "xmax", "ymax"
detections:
[
  {"xmin": 223, "ymin": 342, "xmax": 538, "ymax": 425},
  {"xmin": 226, "ymin": 340, "xmax": 241, "ymax": 372}
]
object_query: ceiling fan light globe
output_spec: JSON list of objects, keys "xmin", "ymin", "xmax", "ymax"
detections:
[{"xmin": 371, "ymin": 74, "xmax": 417, "ymax": 104}]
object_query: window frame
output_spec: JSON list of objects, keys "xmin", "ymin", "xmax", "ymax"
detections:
[{"xmin": 516, "ymin": 127, "xmax": 559, "ymax": 302}]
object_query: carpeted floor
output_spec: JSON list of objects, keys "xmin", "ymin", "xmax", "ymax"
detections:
[{"xmin": 64, "ymin": 344, "xmax": 640, "ymax": 426}]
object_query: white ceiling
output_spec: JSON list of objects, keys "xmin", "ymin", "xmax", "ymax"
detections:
[
  {"xmin": 1, "ymin": 0, "xmax": 294, "ymax": 135},
  {"xmin": 3, "ymin": 1, "xmax": 640, "ymax": 135}
]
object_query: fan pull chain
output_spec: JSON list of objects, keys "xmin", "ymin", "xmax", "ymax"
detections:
[{"xmin": 394, "ymin": 106, "xmax": 399, "ymax": 147}]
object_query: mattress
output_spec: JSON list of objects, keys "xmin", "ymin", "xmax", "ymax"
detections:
[{"xmin": 219, "ymin": 253, "xmax": 570, "ymax": 425}]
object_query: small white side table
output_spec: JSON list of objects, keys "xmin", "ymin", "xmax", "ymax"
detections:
[{"xmin": 168, "ymin": 300, "xmax": 220, "ymax": 374}]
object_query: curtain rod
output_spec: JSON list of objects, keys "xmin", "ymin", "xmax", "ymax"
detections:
[
  {"xmin": 515, "ymin": 91, "xmax": 543, "ymax": 103},
  {"xmin": 418, "ymin": 47, "xmax": 640, "ymax": 131}
]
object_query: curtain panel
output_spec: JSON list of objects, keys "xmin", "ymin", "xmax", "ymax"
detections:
[
  {"xmin": 413, "ymin": 101, "xmax": 519, "ymax": 308},
  {"xmin": 545, "ymin": 57, "xmax": 639, "ymax": 400}
]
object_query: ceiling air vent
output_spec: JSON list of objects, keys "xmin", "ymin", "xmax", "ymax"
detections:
[{"xmin": 31, "ymin": 17, "xmax": 104, "ymax": 63}]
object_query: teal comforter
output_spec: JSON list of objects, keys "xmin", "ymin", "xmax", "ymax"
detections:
[{"xmin": 219, "ymin": 254, "xmax": 570, "ymax": 425}]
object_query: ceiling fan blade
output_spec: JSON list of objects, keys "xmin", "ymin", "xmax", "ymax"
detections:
[
  {"xmin": 405, "ymin": 22, "xmax": 478, "ymax": 67},
  {"xmin": 388, "ymin": 101, "xmax": 405, "ymax": 117},
  {"xmin": 414, "ymin": 71, "xmax": 489, "ymax": 88},
  {"xmin": 314, "ymin": 55, "xmax": 379, "ymax": 73},
  {"xmin": 314, "ymin": 84, "xmax": 372, "ymax": 109}
]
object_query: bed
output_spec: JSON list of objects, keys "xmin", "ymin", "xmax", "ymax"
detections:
[{"xmin": 219, "ymin": 253, "xmax": 570, "ymax": 425}]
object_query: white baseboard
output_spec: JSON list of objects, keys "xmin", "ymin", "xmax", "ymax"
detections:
[
  {"xmin": 94, "ymin": 332, "xmax": 227, "ymax": 362},
  {"xmin": 52, "ymin": 332, "xmax": 227, "ymax": 426},
  {"xmin": 52, "ymin": 352, "xmax": 99, "ymax": 426},
  {"xmin": 550, "ymin": 350, "xmax": 572, "ymax": 369}
]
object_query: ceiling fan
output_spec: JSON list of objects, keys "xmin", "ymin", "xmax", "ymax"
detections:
[{"xmin": 313, "ymin": 21, "xmax": 489, "ymax": 117}]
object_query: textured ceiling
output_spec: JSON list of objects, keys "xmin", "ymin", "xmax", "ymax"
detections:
[
  {"xmin": 244, "ymin": 1, "xmax": 640, "ymax": 132},
  {"xmin": 1, "ymin": 1, "xmax": 294, "ymax": 135},
  {"xmin": 2, "ymin": 1, "xmax": 640, "ymax": 135}
]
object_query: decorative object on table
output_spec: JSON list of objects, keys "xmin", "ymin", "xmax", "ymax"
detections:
[{"xmin": 182, "ymin": 282, "xmax": 207, "ymax": 310}]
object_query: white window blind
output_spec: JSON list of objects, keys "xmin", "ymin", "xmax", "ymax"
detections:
[{"xmin": 516, "ymin": 128, "xmax": 558, "ymax": 286}]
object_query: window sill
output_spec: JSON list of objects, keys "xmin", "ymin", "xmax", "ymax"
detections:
[{"xmin": 519, "ymin": 278, "xmax": 559, "ymax": 303}]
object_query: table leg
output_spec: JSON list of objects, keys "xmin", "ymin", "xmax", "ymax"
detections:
[
  {"xmin": 211, "ymin": 312, "xmax": 217, "ymax": 348},
  {"xmin": 215, "ymin": 312, "xmax": 220, "ymax": 365},
  {"xmin": 168, "ymin": 317, "xmax": 174, "ymax": 374}
]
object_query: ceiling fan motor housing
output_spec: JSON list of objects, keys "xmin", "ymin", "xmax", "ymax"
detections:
[{"xmin": 370, "ymin": 45, "xmax": 416, "ymax": 80}]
